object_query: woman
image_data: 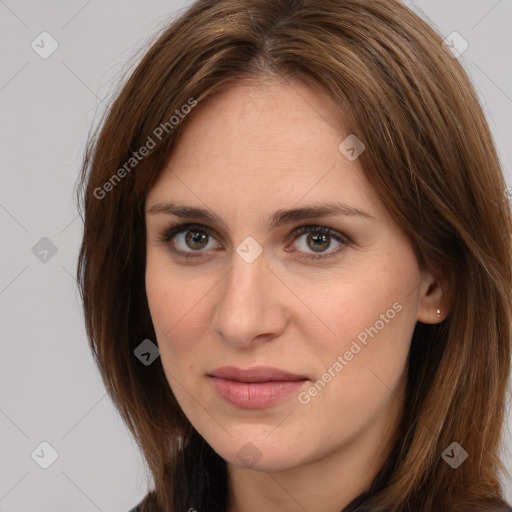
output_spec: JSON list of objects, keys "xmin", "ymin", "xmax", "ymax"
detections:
[{"xmin": 76, "ymin": 0, "xmax": 512, "ymax": 511}]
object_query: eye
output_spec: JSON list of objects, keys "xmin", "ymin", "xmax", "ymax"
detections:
[
  {"xmin": 288, "ymin": 225, "xmax": 350, "ymax": 260},
  {"xmin": 156, "ymin": 223, "xmax": 351, "ymax": 260},
  {"xmin": 157, "ymin": 223, "xmax": 221, "ymax": 258}
]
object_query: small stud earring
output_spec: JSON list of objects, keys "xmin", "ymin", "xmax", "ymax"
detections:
[{"xmin": 436, "ymin": 308, "xmax": 441, "ymax": 315}]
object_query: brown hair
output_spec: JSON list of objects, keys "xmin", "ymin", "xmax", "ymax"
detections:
[{"xmin": 76, "ymin": 0, "xmax": 512, "ymax": 510}]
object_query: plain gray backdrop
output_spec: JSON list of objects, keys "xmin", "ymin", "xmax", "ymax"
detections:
[{"xmin": 0, "ymin": 1, "xmax": 511, "ymax": 511}]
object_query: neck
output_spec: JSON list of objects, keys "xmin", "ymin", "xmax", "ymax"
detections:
[{"xmin": 225, "ymin": 394, "xmax": 403, "ymax": 512}]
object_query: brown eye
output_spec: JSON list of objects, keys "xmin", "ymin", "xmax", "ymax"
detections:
[
  {"xmin": 158, "ymin": 222, "xmax": 350, "ymax": 261},
  {"xmin": 290, "ymin": 225, "xmax": 351, "ymax": 259},
  {"xmin": 184, "ymin": 230, "xmax": 209, "ymax": 250},
  {"xmin": 305, "ymin": 232, "xmax": 331, "ymax": 252},
  {"xmin": 158, "ymin": 223, "xmax": 221, "ymax": 258}
]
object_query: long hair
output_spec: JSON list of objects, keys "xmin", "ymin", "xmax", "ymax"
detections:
[{"xmin": 76, "ymin": 0, "xmax": 512, "ymax": 510}]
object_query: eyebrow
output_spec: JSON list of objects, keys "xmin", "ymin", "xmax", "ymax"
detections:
[{"xmin": 145, "ymin": 201, "xmax": 376, "ymax": 228}]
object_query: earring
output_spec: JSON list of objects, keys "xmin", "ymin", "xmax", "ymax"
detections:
[{"xmin": 436, "ymin": 308, "xmax": 441, "ymax": 315}]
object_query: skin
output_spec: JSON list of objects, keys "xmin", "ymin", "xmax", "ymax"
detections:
[{"xmin": 144, "ymin": 76, "xmax": 448, "ymax": 512}]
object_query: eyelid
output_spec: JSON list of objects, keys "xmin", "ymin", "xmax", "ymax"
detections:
[
  {"xmin": 286, "ymin": 225, "xmax": 351, "ymax": 260},
  {"xmin": 156, "ymin": 222, "xmax": 222, "ymax": 259},
  {"xmin": 157, "ymin": 222, "xmax": 222, "ymax": 244},
  {"xmin": 157, "ymin": 222, "xmax": 351, "ymax": 260}
]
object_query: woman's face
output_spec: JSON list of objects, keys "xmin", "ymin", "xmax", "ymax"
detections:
[{"xmin": 145, "ymin": 77, "xmax": 437, "ymax": 472}]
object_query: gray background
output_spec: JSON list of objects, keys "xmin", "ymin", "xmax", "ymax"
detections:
[{"xmin": 0, "ymin": 1, "xmax": 510, "ymax": 511}]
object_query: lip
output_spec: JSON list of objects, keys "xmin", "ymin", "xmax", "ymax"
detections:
[
  {"xmin": 209, "ymin": 365, "xmax": 308, "ymax": 382},
  {"xmin": 208, "ymin": 366, "xmax": 309, "ymax": 409}
]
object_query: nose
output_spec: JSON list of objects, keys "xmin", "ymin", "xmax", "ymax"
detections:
[{"xmin": 212, "ymin": 248, "xmax": 288, "ymax": 349}]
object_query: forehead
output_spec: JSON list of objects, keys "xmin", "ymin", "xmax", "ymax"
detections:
[
  {"xmin": 146, "ymin": 78, "xmax": 381, "ymax": 221},
  {"xmin": 169, "ymin": 77, "xmax": 345, "ymax": 164}
]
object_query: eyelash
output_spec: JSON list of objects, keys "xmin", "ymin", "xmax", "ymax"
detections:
[{"xmin": 156, "ymin": 222, "xmax": 352, "ymax": 261}]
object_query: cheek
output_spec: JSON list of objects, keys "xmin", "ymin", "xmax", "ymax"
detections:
[
  {"xmin": 145, "ymin": 258, "xmax": 213, "ymax": 369},
  {"xmin": 296, "ymin": 293, "xmax": 414, "ymax": 441},
  {"xmin": 301, "ymin": 257, "xmax": 419, "ymax": 388},
  {"xmin": 303, "ymin": 261, "xmax": 414, "ymax": 345}
]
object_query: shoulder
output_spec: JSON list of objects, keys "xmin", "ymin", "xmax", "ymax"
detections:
[
  {"xmin": 127, "ymin": 491, "xmax": 159, "ymax": 512},
  {"xmin": 478, "ymin": 500, "xmax": 512, "ymax": 512},
  {"xmin": 127, "ymin": 501, "xmax": 145, "ymax": 512},
  {"xmin": 456, "ymin": 502, "xmax": 512, "ymax": 512}
]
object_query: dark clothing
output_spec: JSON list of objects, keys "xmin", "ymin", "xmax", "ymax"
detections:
[
  {"xmin": 127, "ymin": 489, "xmax": 370, "ymax": 512},
  {"xmin": 127, "ymin": 493, "xmax": 369, "ymax": 512},
  {"xmin": 126, "ymin": 448, "xmax": 389, "ymax": 512},
  {"xmin": 127, "ymin": 446, "xmax": 512, "ymax": 512},
  {"xmin": 128, "ymin": 492, "xmax": 512, "ymax": 512},
  {"xmin": 127, "ymin": 493, "xmax": 365, "ymax": 512}
]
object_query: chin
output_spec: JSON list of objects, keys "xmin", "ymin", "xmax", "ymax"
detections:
[{"xmin": 207, "ymin": 432, "xmax": 304, "ymax": 472}]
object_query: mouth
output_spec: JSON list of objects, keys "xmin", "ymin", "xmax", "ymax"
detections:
[
  {"xmin": 208, "ymin": 365, "xmax": 308, "ymax": 382},
  {"xmin": 207, "ymin": 366, "xmax": 309, "ymax": 409}
]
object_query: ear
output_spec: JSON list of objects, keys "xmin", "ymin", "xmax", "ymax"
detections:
[{"xmin": 416, "ymin": 269, "xmax": 452, "ymax": 324}]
